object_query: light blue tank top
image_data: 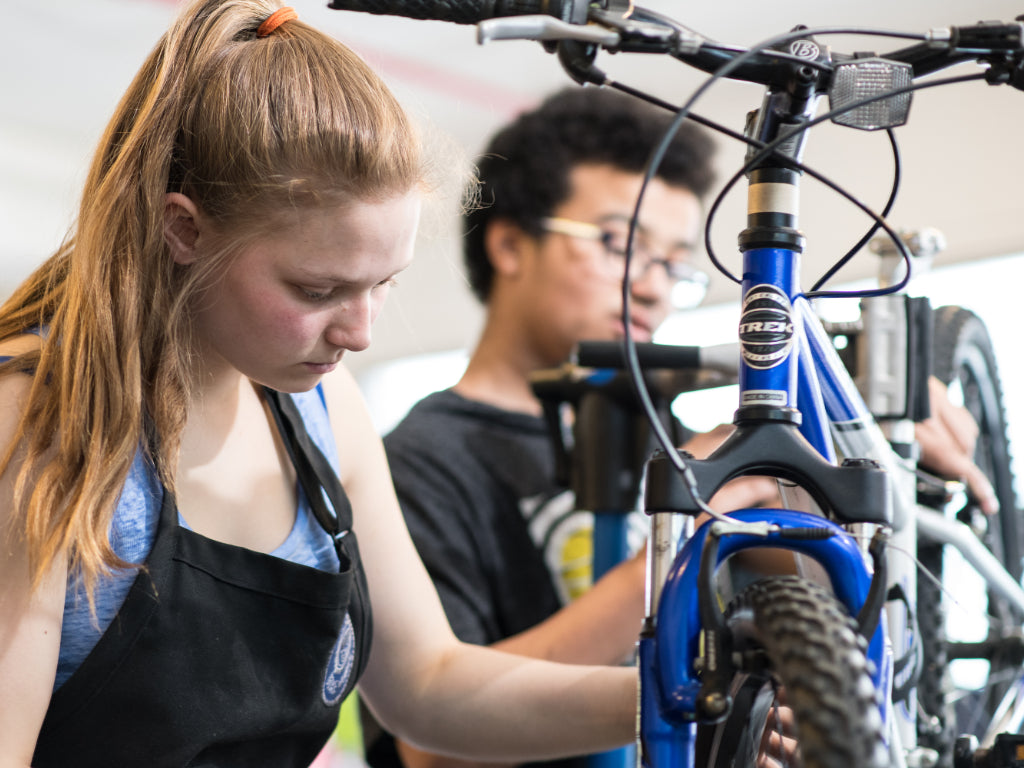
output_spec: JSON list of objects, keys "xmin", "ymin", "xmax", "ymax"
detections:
[{"xmin": 53, "ymin": 387, "xmax": 342, "ymax": 690}]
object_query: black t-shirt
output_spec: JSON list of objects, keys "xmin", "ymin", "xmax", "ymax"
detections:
[{"xmin": 361, "ymin": 389, "xmax": 589, "ymax": 768}]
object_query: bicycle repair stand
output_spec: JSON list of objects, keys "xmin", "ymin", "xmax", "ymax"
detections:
[
  {"xmin": 531, "ymin": 341, "xmax": 736, "ymax": 580},
  {"xmin": 532, "ymin": 362, "xmax": 670, "ymax": 577},
  {"xmin": 531, "ymin": 341, "xmax": 732, "ymax": 768}
]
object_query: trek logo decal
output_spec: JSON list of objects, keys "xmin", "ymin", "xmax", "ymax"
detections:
[
  {"xmin": 323, "ymin": 612, "xmax": 355, "ymax": 706},
  {"xmin": 739, "ymin": 284, "xmax": 795, "ymax": 369}
]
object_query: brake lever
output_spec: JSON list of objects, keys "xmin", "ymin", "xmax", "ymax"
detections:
[
  {"xmin": 476, "ymin": 7, "xmax": 684, "ymax": 53},
  {"xmin": 983, "ymin": 51, "xmax": 1024, "ymax": 91},
  {"xmin": 587, "ymin": 8, "xmax": 680, "ymax": 50},
  {"xmin": 476, "ymin": 15, "xmax": 620, "ymax": 46}
]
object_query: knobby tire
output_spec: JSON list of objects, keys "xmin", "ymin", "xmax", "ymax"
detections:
[
  {"xmin": 917, "ymin": 305, "xmax": 1022, "ymax": 765},
  {"xmin": 695, "ymin": 575, "xmax": 888, "ymax": 768}
]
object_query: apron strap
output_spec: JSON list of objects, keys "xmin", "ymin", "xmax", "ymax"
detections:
[
  {"xmin": 261, "ymin": 387, "xmax": 374, "ymax": 690},
  {"xmin": 262, "ymin": 387, "xmax": 354, "ymax": 557}
]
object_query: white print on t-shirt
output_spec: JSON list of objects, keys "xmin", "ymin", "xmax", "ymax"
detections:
[{"xmin": 522, "ymin": 490, "xmax": 648, "ymax": 605}]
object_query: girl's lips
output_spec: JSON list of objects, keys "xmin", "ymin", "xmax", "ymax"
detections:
[{"xmin": 304, "ymin": 361, "xmax": 338, "ymax": 374}]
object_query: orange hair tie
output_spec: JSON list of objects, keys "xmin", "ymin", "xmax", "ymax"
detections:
[{"xmin": 257, "ymin": 6, "xmax": 298, "ymax": 37}]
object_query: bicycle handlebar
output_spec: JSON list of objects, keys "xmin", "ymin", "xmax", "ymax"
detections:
[
  {"xmin": 575, "ymin": 341, "xmax": 739, "ymax": 375},
  {"xmin": 880, "ymin": 22, "xmax": 1024, "ymax": 78},
  {"xmin": 326, "ymin": 0, "xmax": 584, "ymax": 26},
  {"xmin": 328, "ymin": 0, "xmax": 1024, "ymax": 94}
]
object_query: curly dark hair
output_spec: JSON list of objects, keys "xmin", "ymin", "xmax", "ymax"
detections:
[{"xmin": 463, "ymin": 86, "xmax": 717, "ymax": 302}]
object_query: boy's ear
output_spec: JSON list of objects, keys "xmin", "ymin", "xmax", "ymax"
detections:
[
  {"xmin": 163, "ymin": 192, "xmax": 203, "ymax": 265},
  {"xmin": 484, "ymin": 218, "xmax": 534, "ymax": 279}
]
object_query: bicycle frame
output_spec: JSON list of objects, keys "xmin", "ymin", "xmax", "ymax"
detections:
[
  {"xmin": 640, "ymin": 153, "xmax": 1024, "ymax": 768},
  {"xmin": 323, "ymin": 1, "xmax": 1024, "ymax": 763},
  {"xmin": 640, "ymin": 233, "xmax": 900, "ymax": 766}
]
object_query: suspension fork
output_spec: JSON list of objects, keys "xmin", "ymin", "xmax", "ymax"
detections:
[{"xmin": 638, "ymin": 509, "xmax": 885, "ymax": 768}]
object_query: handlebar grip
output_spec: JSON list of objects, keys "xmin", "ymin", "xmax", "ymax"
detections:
[
  {"xmin": 575, "ymin": 341, "xmax": 702, "ymax": 370},
  {"xmin": 326, "ymin": 0, "xmax": 571, "ymax": 25},
  {"xmin": 953, "ymin": 21, "xmax": 1024, "ymax": 52}
]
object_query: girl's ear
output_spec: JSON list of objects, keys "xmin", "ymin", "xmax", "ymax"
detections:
[
  {"xmin": 163, "ymin": 192, "xmax": 203, "ymax": 265},
  {"xmin": 484, "ymin": 218, "xmax": 535, "ymax": 280}
]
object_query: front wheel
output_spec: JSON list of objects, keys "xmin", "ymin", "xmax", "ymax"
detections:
[{"xmin": 695, "ymin": 575, "xmax": 888, "ymax": 768}]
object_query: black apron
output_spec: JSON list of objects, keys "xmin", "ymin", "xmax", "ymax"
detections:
[{"xmin": 33, "ymin": 388, "xmax": 373, "ymax": 767}]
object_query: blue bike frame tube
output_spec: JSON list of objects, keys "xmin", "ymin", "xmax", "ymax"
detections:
[
  {"xmin": 640, "ymin": 636, "xmax": 696, "ymax": 768},
  {"xmin": 639, "ymin": 509, "xmax": 886, "ymax": 768},
  {"xmin": 794, "ymin": 296, "xmax": 870, "ymax": 424},
  {"xmin": 738, "ymin": 248, "xmax": 800, "ymax": 410},
  {"xmin": 590, "ymin": 515, "xmax": 636, "ymax": 768},
  {"xmin": 796, "ymin": 295, "xmax": 915, "ymax": 529},
  {"xmin": 593, "ymin": 514, "xmax": 631, "ymax": 578},
  {"xmin": 794, "ymin": 323, "xmax": 835, "ymax": 461}
]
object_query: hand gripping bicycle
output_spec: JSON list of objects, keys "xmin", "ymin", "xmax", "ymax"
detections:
[{"xmin": 326, "ymin": 1, "xmax": 1024, "ymax": 765}]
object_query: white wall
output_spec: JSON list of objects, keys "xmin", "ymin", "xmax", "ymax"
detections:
[{"xmin": 5, "ymin": 1, "xmax": 1024, "ymax": 373}]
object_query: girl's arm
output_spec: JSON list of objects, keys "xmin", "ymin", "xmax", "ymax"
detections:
[
  {"xmin": 321, "ymin": 368, "xmax": 636, "ymax": 761},
  {"xmin": 0, "ymin": 370, "xmax": 67, "ymax": 768}
]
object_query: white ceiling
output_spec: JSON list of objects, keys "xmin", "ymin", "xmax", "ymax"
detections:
[{"xmin": 4, "ymin": 0, "xmax": 1024, "ymax": 373}]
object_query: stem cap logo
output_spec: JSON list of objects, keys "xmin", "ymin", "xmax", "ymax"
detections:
[
  {"xmin": 789, "ymin": 40, "xmax": 820, "ymax": 59},
  {"xmin": 739, "ymin": 284, "xmax": 795, "ymax": 369}
]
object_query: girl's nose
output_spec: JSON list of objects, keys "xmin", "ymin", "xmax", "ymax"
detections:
[{"xmin": 325, "ymin": 295, "xmax": 373, "ymax": 352}]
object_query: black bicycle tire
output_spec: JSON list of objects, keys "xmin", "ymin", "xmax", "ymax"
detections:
[
  {"xmin": 917, "ymin": 305, "xmax": 1022, "ymax": 764},
  {"xmin": 933, "ymin": 305, "xmax": 1021, "ymax": 578},
  {"xmin": 695, "ymin": 575, "xmax": 888, "ymax": 768}
]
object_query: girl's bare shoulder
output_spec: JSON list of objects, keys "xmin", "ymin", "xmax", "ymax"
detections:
[
  {"xmin": 0, "ymin": 335, "xmax": 42, "ymax": 443},
  {"xmin": 0, "ymin": 332, "xmax": 43, "ymax": 359}
]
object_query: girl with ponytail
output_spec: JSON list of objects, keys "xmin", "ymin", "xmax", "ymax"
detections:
[{"xmin": 0, "ymin": 1, "xmax": 634, "ymax": 765}]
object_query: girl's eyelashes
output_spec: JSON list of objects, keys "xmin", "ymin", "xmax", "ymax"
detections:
[
  {"xmin": 295, "ymin": 275, "xmax": 399, "ymax": 302},
  {"xmin": 298, "ymin": 286, "xmax": 335, "ymax": 302}
]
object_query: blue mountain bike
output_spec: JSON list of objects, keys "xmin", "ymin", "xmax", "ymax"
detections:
[{"xmin": 328, "ymin": 1, "xmax": 1024, "ymax": 765}]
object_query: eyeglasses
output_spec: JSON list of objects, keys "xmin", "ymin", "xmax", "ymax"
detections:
[{"xmin": 539, "ymin": 216, "xmax": 709, "ymax": 309}]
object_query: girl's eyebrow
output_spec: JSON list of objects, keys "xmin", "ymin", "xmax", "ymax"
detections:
[
  {"xmin": 291, "ymin": 262, "xmax": 410, "ymax": 287},
  {"xmin": 290, "ymin": 265, "xmax": 357, "ymax": 284}
]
